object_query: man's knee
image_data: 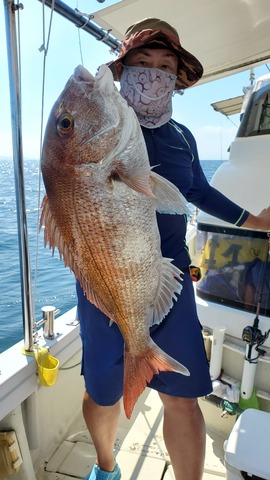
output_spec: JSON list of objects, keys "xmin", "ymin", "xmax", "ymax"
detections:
[{"xmin": 159, "ymin": 393, "xmax": 198, "ymax": 413}]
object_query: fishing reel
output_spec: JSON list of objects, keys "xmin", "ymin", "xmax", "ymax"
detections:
[{"xmin": 242, "ymin": 323, "xmax": 270, "ymax": 357}]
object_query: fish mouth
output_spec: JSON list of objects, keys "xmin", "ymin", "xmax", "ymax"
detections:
[
  {"xmin": 73, "ymin": 64, "xmax": 111, "ymax": 85},
  {"xmin": 73, "ymin": 64, "xmax": 95, "ymax": 83},
  {"xmin": 70, "ymin": 65, "xmax": 117, "ymax": 148}
]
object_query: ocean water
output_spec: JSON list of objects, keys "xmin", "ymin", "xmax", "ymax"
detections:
[{"xmin": 0, "ymin": 158, "xmax": 224, "ymax": 353}]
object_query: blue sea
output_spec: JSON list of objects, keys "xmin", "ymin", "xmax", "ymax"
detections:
[{"xmin": 0, "ymin": 158, "xmax": 224, "ymax": 353}]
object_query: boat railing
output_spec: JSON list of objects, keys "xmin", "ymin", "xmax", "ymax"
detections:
[{"xmin": 4, "ymin": 0, "xmax": 34, "ymax": 351}]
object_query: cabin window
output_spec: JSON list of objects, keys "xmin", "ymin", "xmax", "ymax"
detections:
[
  {"xmin": 238, "ymin": 82, "xmax": 270, "ymax": 137},
  {"xmin": 258, "ymin": 93, "xmax": 270, "ymax": 133},
  {"xmin": 196, "ymin": 223, "xmax": 270, "ymax": 317}
]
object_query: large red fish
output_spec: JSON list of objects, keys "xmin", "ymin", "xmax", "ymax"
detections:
[{"xmin": 40, "ymin": 64, "xmax": 190, "ymax": 418}]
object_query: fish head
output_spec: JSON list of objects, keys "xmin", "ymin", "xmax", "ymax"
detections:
[{"xmin": 41, "ymin": 64, "xmax": 134, "ymax": 178}]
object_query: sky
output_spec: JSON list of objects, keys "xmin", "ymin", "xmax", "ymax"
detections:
[{"xmin": 1, "ymin": 0, "xmax": 270, "ymax": 161}]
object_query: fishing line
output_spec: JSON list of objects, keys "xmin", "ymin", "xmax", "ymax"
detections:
[
  {"xmin": 75, "ymin": 0, "xmax": 86, "ymax": 66},
  {"xmin": 77, "ymin": 24, "xmax": 84, "ymax": 65},
  {"xmin": 75, "ymin": 1, "xmax": 98, "ymax": 65},
  {"xmin": 241, "ymin": 233, "xmax": 270, "ymax": 370},
  {"xmin": 32, "ymin": 0, "xmax": 56, "ymax": 328},
  {"xmin": 251, "ymin": 233, "xmax": 270, "ymax": 318}
]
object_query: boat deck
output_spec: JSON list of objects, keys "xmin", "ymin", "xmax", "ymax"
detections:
[{"xmin": 37, "ymin": 389, "xmax": 228, "ymax": 480}]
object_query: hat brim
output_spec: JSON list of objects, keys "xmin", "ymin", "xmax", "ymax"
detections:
[{"xmin": 107, "ymin": 29, "xmax": 203, "ymax": 90}]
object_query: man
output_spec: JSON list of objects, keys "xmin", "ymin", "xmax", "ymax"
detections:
[{"xmin": 78, "ymin": 18, "xmax": 270, "ymax": 480}]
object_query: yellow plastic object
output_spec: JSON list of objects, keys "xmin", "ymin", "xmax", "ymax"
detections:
[{"xmin": 22, "ymin": 346, "xmax": 59, "ymax": 386}]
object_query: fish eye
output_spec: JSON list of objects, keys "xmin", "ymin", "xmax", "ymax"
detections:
[{"xmin": 57, "ymin": 113, "xmax": 74, "ymax": 134}]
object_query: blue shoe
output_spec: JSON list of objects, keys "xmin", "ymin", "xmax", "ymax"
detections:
[{"xmin": 85, "ymin": 462, "xmax": 121, "ymax": 480}]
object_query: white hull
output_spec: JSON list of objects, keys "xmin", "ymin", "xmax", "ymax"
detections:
[{"xmin": 0, "ymin": 311, "xmax": 229, "ymax": 479}]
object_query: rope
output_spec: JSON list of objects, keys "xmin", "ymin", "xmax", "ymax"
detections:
[
  {"xmin": 74, "ymin": 8, "xmax": 94, "ymax": 28},
  {"xmin": 59, "ymin": 361, "xmax": 81, "ymax": 371}
]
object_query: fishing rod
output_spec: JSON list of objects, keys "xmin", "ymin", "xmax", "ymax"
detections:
[{"xmin": 241, "ymin": 232, "xmax": 270, "ymax": 400}]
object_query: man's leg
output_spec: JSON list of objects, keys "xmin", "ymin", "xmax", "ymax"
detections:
[
  {"xmin": 159, "ymin": 393, "xmax": 205, "ymax": 480},
  {"xmin": 83, "ymin": 391, "xmax": 121, "ymax": 472}
]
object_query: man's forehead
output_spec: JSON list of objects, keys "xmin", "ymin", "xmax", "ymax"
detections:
[{"xmin": 126, "ymin": 47, "xmax": 177, "ymax": 58}]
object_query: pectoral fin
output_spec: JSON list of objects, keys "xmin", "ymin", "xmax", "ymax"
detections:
[
  {"xmin": 113, "ymin": 163, "xmax": 156, "ymax": 198},
  {"xmin": 150, "ymin": 171, "xmax": 191, "ymax": 215}
]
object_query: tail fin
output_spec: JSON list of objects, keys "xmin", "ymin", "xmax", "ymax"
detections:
[{"xmin": 123, "ymin": 340, "xmax": 190, "ymax": 418}]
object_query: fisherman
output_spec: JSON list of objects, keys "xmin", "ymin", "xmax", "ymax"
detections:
[{"xmin": 77, "ymin": 18, "xmax": 270, "ymax": 480}]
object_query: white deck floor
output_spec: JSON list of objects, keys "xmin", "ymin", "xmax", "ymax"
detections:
[{"xmin": 37, "ymin": 389, "xmax": 228, "ymax": 479}]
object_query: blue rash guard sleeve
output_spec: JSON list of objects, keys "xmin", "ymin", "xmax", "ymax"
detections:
[
  {"xmin": 142, "ymin": 120, "xmax": 250, "ymax": 268},
  {"xmin": 169, "ymin": 121, "xmax": 249, "ymax": 227}
]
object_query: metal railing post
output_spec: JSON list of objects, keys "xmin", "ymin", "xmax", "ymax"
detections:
[{"xmin": 4, "ymin": 0, "xmax": 34, "ymax": 351}]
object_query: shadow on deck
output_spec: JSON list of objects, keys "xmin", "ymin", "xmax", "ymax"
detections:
[{"xmin": 38, "ymin": 389, "xmax": 227, "ymax": 479}]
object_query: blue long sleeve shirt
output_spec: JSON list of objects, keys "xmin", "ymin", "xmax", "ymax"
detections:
[{"xmin": 142, "ymin": 119, "xmax": 249, "ymax": 269}]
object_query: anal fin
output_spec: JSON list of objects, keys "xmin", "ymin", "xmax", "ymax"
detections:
[{"xmin": 151, "ymin": 258, "xmax": 183, "ymax": 327}]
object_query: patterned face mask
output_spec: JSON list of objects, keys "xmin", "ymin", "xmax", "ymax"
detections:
[{"xmin": 120, "ymin": 66, "xmax": 176, "ymax": 128}]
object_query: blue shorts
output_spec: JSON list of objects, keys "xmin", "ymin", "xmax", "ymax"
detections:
[{"xmin": 77, "ymin": 273, "xmax": 212, "ymax": 406}]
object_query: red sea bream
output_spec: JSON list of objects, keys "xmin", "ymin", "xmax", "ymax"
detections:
[{"xmin": 40, "ymin": 64, "xmax": 190, "ymax": 418}]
